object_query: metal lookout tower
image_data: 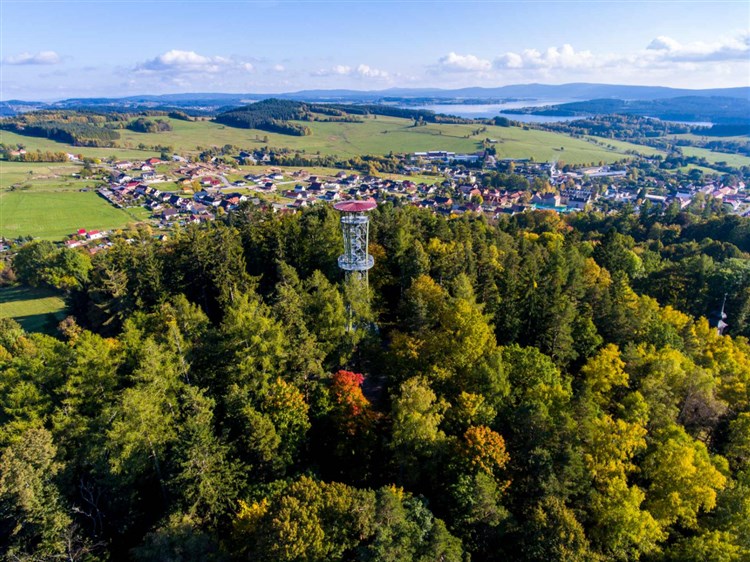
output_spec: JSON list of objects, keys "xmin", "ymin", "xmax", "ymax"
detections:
[
  {"xmin": 334, "ymin": 199, "xmax": 377, "ymax": 284},
  {"xmin": 334, "ymin": 199, "xmax": 377, "ymax": 330}
]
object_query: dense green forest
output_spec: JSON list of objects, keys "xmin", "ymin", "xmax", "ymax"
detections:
[
  {"xmin": 0, "ymin": 121, "xmax": 121, "ymax": 147},
  {"xmin": 507, "ymin": 96, "xmax": 750, "ymax": 127},
  {"xmin": 2, "ymin": 202, "xmax": 750, "ymax": 561},
  {"xmin": 213, "ymin": 99, "xmax": 472, "ymax": 136},
  {"xmin": 126, "ymin": 118, "xmax": 173, "ymax": 134}
]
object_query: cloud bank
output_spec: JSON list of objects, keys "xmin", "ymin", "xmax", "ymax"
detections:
[
  {"xmin": 136, "ymin": 50, "xmax": 254, "ymax": 74},
  {"xmin": 4, "ymin": 51, "xmax": 61, "ymax": 65},
  {"xmin": 312, "ymin": 63, "xmax": 389, "ymax": 79}
]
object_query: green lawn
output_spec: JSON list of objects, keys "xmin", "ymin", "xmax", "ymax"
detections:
[
  {"xmin": 0, "ymin": 161, "xmax": 91, "ymax": 190},
  {"xmin": 680, "ymin": 146, "xmax": 750, "ymax": 168},
  {"xmin": 0, "ymin": 129, "xmax": 160, "ymax": 160},
  {"xmin": 0, "ymin": 190, "xmax": 144, "ymax": 239},
  {"xmin": 0, "ymin": 285, "xmax": 67, "ymax": 333},
  {"xmin": 673, "ymin": 164, "xmax": 722, "ymax": 175},
  {"xmin": 584, "ymin": 136, "xmax": 666, "ymax": 157},
  {"xmin": 6, "ymin": 115, "xmax": 645, "ymax": 165},
  {"xmin": 671, "ymin": 133, "xmax": 750, "ymax": 143},
  {"xmin": 7, "ymin": 115, "xmax": 747, "ymax": 168}
]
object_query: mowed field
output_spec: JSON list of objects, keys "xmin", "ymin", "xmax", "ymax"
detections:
[
  {"xmin": 679, "ymin": 146, "xmax": 750, "ymax": 168},
  {"xmin": 0, "ymin": 161, "xmax": 92, "ymax": 189},
  {"xmin": 110, "ymin": 115, "xmax": 638, "ymax": 164},
  {"xmin": 0, "ymin": 129, "xmax": 160, "ymax": 160},
  {"xmin": 0, "ymin": 189, "xmax": 143, "ymax": 239},
  {"xmin": 583, "ymin": 136, "xmax": 666, "ymax": 157},
  {"xmin": 0, "ymin": 285, "xmax": 67, "ymax": 333},
  {"xmin": 0, "ymin": 161, "xmax": 152, "ymax": 239}
]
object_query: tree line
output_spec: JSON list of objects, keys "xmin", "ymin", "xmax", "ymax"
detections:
[{"xmin": 1, "ymin": 202, "xmax": 750, "ymax": 561}]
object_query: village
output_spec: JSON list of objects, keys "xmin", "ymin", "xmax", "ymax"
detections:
[{"xmin": 48, "ymin": 147, "xmax": 746, "ymax": 252}]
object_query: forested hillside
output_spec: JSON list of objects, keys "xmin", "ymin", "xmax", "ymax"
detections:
[
  {"xmin": 507, "ymin": 96, "xmax": 750, "ymax": 126},
  {"xmin": 2, "ymin": 203, "xmax": 750, "ymax": 561},
  {"xmin": 213, "ymin": 99, "xmax": 472, "ymax": 136}
]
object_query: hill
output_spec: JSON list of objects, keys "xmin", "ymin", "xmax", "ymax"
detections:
[
  {"xmin": 2, "ymin": 83, "xmax": 749, "ymax": 116},
  {"xmin": 505, "ymin": 96, "xmax": 750, "ymax": 126}
]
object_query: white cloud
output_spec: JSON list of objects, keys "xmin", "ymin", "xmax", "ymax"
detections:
[
  {"xmin": 490, "ymin": 32, "xmax": 750, "ymax": 73},
  {"xmin": 137, "ymin": 50, "xmax": 253, "ymax": 74},
  {"xmin": 438, "ymin": 52, "xmax": 492, "ymax": 72},
  {"xmin": 332, "ymin": 64, "xmax": 352, "ymax": 75},
  {"xmin": 355, "ymin": 64, "xmax": 388, "ymax": 78},
  {"xmin": 311, "ymin": 64, "xmax": 351, "ymax": 76},
  {"xmin": 272, "ymin": 64, "xmax": 285, "ymax": 72},
  {"xmin": 495, "ymin": 44, "xmax": 598, "ymax": 70},
  {"xmin": 312, "ymin": 63, "xmax": 388, "ymax": 79},
  {"xmin": 4, "ymin": 51, "xmax": 61, "ymax": 65},
  {"xmin": 644, "ymin": 33, "xmax": 750, "ymax": 62}
]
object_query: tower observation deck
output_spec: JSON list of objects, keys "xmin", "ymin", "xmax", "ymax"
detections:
[{"xmin": 334, "ymin": 199, "xmax": 377, "ymax": 277}]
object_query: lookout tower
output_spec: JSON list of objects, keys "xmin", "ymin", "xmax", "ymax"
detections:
[
  {"xmin": 711, "ymin": 293, "xmax": 729, "ymax": 336},
  {"xmin": 334, "ymin": 199, "xmax": 376, "ymax": 330},
  {"xmin": 334, "ymin": 199, "xmax": 377, "ymax": 286}
]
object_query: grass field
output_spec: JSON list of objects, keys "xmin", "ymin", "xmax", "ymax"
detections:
[
  {"xmin": 0, "ymin": 190, "xmax": 145, "ymax": 239},
  {"xmin": 6, "ymin": 115, "xmax": 644, "ymax": 165},
  {"xmin": 673, "ymin": 164, "xmax": 722, "ymax": 175},
  {"xmin": 123, "ymin": 116, "xmax": 639, "ymax": 164},
  {"xmin": 0, "ymin": 285, "xmax": 67, "ymax": 333},
  {"xmin": 680, "ymin": 146, "xmax": 750, "ymax": 168},
  {"xmin": 0, "ymin": 161, "xmax": 99, "ymax": 190},
  {"xmin": 671, "ymin": 133, "xmax": 750, "ymax": 143},
  {"xmin": 583, "ymin": 136, "xmax": 666, "ymax": 157},
  {"xmin": 0, "ymin": 129, "xmax": 160, "ymax": 160}
]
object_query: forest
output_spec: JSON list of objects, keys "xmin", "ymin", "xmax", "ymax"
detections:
[
  {"xmin": 507, "ymin": 96, "xmax": 750, "ymax": 127},
  {"xmin": 126, "ymin": 118, "xmax": 173, "ymax": 134},
  {"xmin": 213, "ymin": 99, "xmax": 473, "ymax": 136},
  {"xmin": 2, "ymin": 201, "xmax": 750, "ymax": 561}
]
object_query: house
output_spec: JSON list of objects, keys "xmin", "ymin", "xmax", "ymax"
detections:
[
  {"xmin": 87, "ymin": 230, "xmax": 105, "ymax": 241},
  {"xmin": 161, "ymin": 208, "xmax": 179, "ymax": 221},
  {"xmin": 560, "ymin": 189, "xmax": 595, "ymax": 210},
  {"xmin": 542, "ymin": 193, "xmax": 561, "ymax": 207},
  {"xmin": 201, "ymin": 177, "xmax": 222, "ymax": 188}
]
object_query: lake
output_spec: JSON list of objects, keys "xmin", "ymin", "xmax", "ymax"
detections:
[{"xmin": 407, "ymin": 102, "xmax": 580, "ymax": 123}]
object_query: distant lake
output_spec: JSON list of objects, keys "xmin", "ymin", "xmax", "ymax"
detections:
[
  {"xmin": 406, "ymin": 102, "xmax": 579, "ymax": 122},
  {"xmin": 660, "ymin": 119, "xmax": 714, "ymax": 128},
  {"xmin": 408, "ymin": 104, "xmax": 716, "ymax": 126}
]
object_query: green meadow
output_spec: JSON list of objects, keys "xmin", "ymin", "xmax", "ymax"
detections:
[
  {"xmin": 113, "ymin": 115, "xmax": 639, "ymax": 164},
  {"xmin": 0, "ymin": 129, "xmax": 159, "ymax": 160},
  {"xmin": 0, "ymin": 161, "xmax": 95, "ymax": 190},
  {"xmin": 679, "ymin": 146, "xmax": 750, "ymax": 168},
  {"xmin": 583, "ymin": 136, "xmax": 666, "ymax": 157},
  {"xmin": 0, "ymin": 189, "xmax": 143, "ymax": 240},
  {"xmin": 0, "ymin": 285, "xmax": 67, "ymax": 333},
  {"xmin": 2, "ymin": 115, "xmax": 640, "ymax": 164}
]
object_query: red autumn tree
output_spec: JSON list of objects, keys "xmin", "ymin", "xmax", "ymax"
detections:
[{"xmin": 330, "ymin": 370, "xmax": 372, "ymax": 434}]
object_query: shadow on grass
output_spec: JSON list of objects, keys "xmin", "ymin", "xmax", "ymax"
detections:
[{"xmin": 13, "ymin": 312, "xmax": 66, "ymax": 335}]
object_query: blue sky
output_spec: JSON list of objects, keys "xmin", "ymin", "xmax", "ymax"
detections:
[{"xmin": 1, "ymin": 0, "xmax": 749, "ymax": 99}]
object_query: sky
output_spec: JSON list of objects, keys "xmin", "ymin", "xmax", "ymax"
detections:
[{"xmin": 1, "ymin": 0, "xmax": 749, "ymax": 100}]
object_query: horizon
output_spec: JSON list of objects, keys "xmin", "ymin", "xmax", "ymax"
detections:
[
  {"xmin": 5, "ymin": 81, "xmax": 750, "ymax": 104},
  {"xmin": 2, "ymin": 0, "xmax": 749, "ymax": 100}
]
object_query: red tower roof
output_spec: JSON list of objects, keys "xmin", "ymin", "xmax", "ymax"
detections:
[{"xmin": 333, "ymin": 199, "xmax": 377, "ymax": 212}]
